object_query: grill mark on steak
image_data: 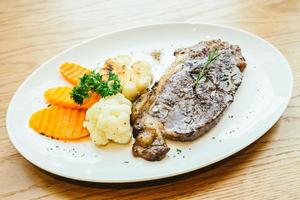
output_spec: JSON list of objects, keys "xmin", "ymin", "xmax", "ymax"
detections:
[{"xmin": 131, "ymin": 39, "xmax": 247, "ymax": 161}]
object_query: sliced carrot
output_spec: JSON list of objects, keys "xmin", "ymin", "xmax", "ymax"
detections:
[
  {"xmin": 29, "ymin": 105, "xmax": 89, "ymax": 140},
  {"xmin": 44, "ymin": 86, "xmax": 99, "ymax": 109},
  {"xmin": 60, "ymin": 62, "xmax": 91, "ymax": 85}
]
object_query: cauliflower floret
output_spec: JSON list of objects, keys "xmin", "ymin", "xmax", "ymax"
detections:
[
  {"xmin": 100, "ymin": 56, "xmax": 154, "ymax": 101},
  {"xmin": 122, "ymin": 80, "xmax": 139, "ymax": 101},
  {"xmin": 131, "ymin": 61, "xmax": 153, "ymax": 93},
  {"xmin": 84, "ymin": 93, "xmax": 132, "ymax": 145},
  {"xmin": 101, "ymin": 55, "xmax": 132, "ymax": 82},
  {"xmin": 114, "ymin": 55, "xmax": 132, "ymax": 67}
]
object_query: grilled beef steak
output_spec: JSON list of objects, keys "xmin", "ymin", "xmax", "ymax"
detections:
[{"xmin": 131, "ymin": 40, "xmax": 246, "ymax": 161}]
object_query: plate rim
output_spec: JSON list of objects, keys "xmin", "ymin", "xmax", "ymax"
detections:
[{"xmin": 6, "ymin": 22, "xmax": 294, "ymax": 183}]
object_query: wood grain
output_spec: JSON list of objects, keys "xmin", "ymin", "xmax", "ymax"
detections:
[{"xmin": 1, "ymin": 0, "xmax": 300, "ymax": 199}]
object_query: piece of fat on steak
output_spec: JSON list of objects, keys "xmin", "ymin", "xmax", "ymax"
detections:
[{"xmin": 131, "ymin": 39, "xmax": 247, "ymax": 161}]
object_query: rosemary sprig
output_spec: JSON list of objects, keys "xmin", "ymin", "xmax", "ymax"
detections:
[{"xmin": 194, "ymin": 49, "xmax": 220, "ymax": 86}]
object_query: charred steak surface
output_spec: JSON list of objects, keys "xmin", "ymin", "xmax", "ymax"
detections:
[{"xmin": 131, "ymin": 40, "xmax": 246, "ymax": 161}]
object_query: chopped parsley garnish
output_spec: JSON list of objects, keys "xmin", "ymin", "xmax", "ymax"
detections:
[{"xmin": 176, "ymin": 148, "xmax": 182, "ymax": 154}]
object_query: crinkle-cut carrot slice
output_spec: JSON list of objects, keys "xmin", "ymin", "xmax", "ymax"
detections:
[
  {"xmin": 44, "ymin": 86, "xmax": 99, "ymax": 109},
  {"xmin": 60, "ymin": 62, "xmax": 91, "ymax": 85},
  {"xmin": 29, "ymin": 105, "xmax": 89, "ymax": 140}
]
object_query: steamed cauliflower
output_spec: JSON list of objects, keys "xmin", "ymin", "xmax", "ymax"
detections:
[
  {"xmin": 83, "ymin": 93, "xmax": 132, "ymax": 145},
  {"xmin": 100, "ymin": 55, "xmax": 153, "ymax": 101},
  {"xmin": 131, "ymin": 61, "xmax": 153, "ymax": 92},
  {"xmin": 100, "ymin": 55, "xmax": 132, "ymax": 81}
]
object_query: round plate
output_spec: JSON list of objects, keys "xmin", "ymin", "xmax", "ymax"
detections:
[{"xmin": 6, "ymin": 23, "xmax": 293, "ymax": 183}]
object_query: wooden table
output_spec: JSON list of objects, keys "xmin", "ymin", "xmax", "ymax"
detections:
[{"xmin": 1, "ymin": 0, "xmax": 299, "ymax": 199}]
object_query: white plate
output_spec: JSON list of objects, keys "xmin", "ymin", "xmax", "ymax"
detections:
[{"xmin": 6, "ymin": 23, "xmax": 293, "ymax": 183}]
